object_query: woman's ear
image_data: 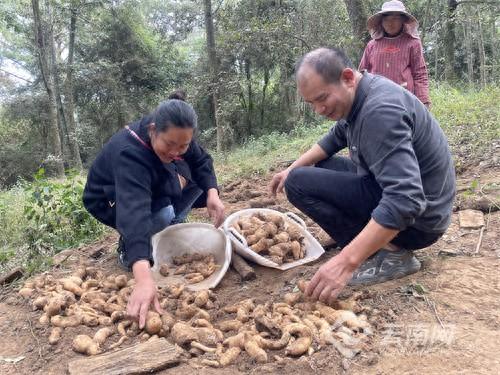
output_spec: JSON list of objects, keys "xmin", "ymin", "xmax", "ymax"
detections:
[{"xmin": 148, "ymin": 122, "xmax": 156, "ymax": 137}]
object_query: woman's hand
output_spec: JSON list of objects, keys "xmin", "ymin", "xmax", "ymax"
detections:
[
  {"xmin": 206, "ymin": 188, "xmax": 225, "ymax": 227},
  {"xmin": 305, "ymin": 252, "xmax": 358, "ymax": 305},
  {"xmin": 127, "ymin": 260, "xmax": 163, "ymax": 328}
]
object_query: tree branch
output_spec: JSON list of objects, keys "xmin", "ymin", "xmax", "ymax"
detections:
[
  {"xmin": 286, "ymin": 34, "xmax": 311, "ymax": 50},
  {"xmin": 0, "ymin": 68, "xmax": 33, "ymax": 83}
]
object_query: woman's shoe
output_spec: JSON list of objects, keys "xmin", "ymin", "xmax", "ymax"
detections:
[{"xmin": 116, "ymin": 236, "xmax": 130, "ymax": 271}]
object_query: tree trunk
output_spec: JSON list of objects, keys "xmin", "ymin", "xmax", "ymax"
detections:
[
  {"xmin": 475, "ymin": 9, "xmax": 486, "ymax": 88},
  {"xmin": 490, "ymin": 16, "xmax": 500, "ymax": 84},
  {"xmin": 48, "ymin": 3, "xmax": 69, "ymax": 161},
  {"xmin": 245, "ymin": 59, "xmax": 253, "ymax": 137},
  {"xmin": 343, "ymin": 0, "xmax": 370, "ymax": 59},
  {"xmin": 32, "ymin": 0, "xmax": 64, "ymax": 177},
  {"xmin": 260, "ymin": 68, "xmax": 269, "ymax": 130},
  {"xmin": 203, "ymin": 0, "xmax": 222, "ymax": 151},
  {"xmin": 463, "ymin": 15, "xmax": 474, "ymax": 85},
  {"xmin": 280, "ymin": 60, "xmax": 294, "ymax": 117},
  {"xmin": 420, "ymin": 0, "xmax": 433, "ymax": 45},
  {"xmin": 116, "ymin": 94, "xmax": 126, "ymax": 132},
  {"xmin": 444, "ymin": 0, "xmax": 458, "ymax": 82},
  {"xmin": 434, "ymin": 42, "xmax": 439, "ymax": 80},
  {"xmin": 64, "ymin": 6, "xmax": 83, "ymax": 170}
]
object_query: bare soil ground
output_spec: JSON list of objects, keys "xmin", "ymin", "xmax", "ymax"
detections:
[{"xmin": 0, "ymin": 166, "xmax": 498, "ymax": 375}]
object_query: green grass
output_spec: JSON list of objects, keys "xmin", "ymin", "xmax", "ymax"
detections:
[
  {"xmin": 431, "ymin": 83, "xmax": 499, "ymax": 151},
  {"xmin": 0, "ymin": 185, "xmax": 29, "ymax": 265},
  {"xmin": 213, "ymin": 121, "xmax": 332, "ymax": 184}
]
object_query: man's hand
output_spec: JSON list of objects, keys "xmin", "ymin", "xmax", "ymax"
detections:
[
  {"xmin": 305, "ymin": 219, "xmax": 400, "ymax": 304},
  {"xmin": 206, "ymin": 188, "xmax": 225, "ymax": 227},
  {"xmin": 269, "ymin": 168, "xmax": 291, "ymax": 196},
  {"xmin": 305, "ymin": 252, "xmax": 358, "ymax": 305},
  {"xmin": 127, "ymin": 260, "xmax": 163, "ymax": 329},
  {"xmin": 269, "ymin": 144, "xmax": 328, "ymax": 197}
]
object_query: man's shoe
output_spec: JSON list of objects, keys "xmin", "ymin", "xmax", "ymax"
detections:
[{"xmin": 348, "ymin": 249, "xmax": 421, "ymax": 286}]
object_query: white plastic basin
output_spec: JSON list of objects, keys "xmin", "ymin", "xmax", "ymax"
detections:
[
  {"xmin": 223, "ymin": 208, "xmax": 325, "ymax": 270},
  {"xmin": 151, "ymin": 223, "xmax": 231, "ymax": 290}
]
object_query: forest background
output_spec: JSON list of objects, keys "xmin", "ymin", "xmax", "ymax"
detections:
[{"xmin": 0, "ymin": 0, "xmax": 499, "ymax": 272}]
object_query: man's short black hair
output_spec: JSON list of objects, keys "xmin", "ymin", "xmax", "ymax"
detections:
[{"xmin": 295, "ymin": 47, "xmax": 355, "ymax": 84}]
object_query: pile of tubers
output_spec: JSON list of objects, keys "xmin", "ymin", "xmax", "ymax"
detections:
[
  {"xmin": 18, "ymin": 269, "xmax": 221, "ymax": 357},
  {"xmin": 231, "ymin": 212, "xmax": 307, "ymax": 265},
  {"xmin": 19, "ymin": 267, "xmax": 134, "ymax": 355},
  {"xmin": 161, "ymin": 252, "xmax": 219, "ymax": 284},
  {"xmin": 19, "ymin": 268, "xmax": 141, "ymax": 355},
  {"xmin": 190, "ymin": 280, "xmax": 373, "ymax": 367},
  {"xmin": 19, "ymin": 268, "xmax": 373, "ymax": 366}
]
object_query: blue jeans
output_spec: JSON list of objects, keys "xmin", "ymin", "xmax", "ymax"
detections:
[
  {"xmin": 284, "ymin": 156, "xmax": 442, "ymax": 250},
  {"xmin": 151, "ymin": 182, "xmax": 203, "ymax": 235}
]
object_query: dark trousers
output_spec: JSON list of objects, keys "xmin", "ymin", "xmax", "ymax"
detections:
[{"xmin": 284, "ymin": 156, "xmax": 442, "ymax": 250}]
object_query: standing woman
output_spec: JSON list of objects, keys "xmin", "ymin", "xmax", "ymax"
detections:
[
  {"xmin": 359, "ymin": 0, "xmax": 431, "ymax": 107},
  {"xmin": 83, "ymin": 91, "xmax": 225, "ymax": 327}
]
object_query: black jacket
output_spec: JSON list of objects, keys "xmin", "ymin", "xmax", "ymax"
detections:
[{"xmin": 83, "ymin": 116, "xmax": 218, "ymax": 267}]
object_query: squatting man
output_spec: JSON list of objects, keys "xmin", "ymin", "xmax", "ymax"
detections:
[{"xmin": 270, "ymin": 47, "xmax": 455, "ymax": 305}]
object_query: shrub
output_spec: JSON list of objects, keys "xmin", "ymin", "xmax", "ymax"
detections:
[
  {"xmin": 23, "ymin": 169, "xmax": 106, "ymax": 260},
  {"xmin": 0, "ymin": 185, "xmax": 27, "ymax": 268}
]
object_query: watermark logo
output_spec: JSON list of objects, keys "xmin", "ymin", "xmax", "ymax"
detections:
[{"xmin": 380, "ymin": 323, "xmax": 456, "ymax": 353}]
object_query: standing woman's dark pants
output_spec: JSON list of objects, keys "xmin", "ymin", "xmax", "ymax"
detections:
[{"xmin": 284, "ymin": 156, "xmax": 442, "ymax": 250}]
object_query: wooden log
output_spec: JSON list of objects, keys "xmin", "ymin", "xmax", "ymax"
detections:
[
  {"xmin": 249, "ymin": 198, "xmax": 275, "ymax": 208},
  {"xmin": 231, "ymin": 252, "xmax": 256, "ymax": 281},
  {"xmin": 67, "ymin": 337, "xmax": 183, "ymax": 375},
  {"xmin": 0, "ymin": 267, "xmax": 24, "ymax": 285}
]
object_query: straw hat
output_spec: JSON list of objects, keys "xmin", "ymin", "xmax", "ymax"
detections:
[{"xmin": 367, "ymin": 1, "xmax": 419, "ymax": 39}]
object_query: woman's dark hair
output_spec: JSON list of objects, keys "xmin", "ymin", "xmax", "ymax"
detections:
[
  {"xmin": 168, "ymin": 89, "xmax": 187, "ymax": 101},
  {"xmin": 152, "ymin": 91, "xmax": 197, "ymax": 132}
]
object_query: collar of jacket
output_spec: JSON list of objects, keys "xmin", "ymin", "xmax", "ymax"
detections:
[
  {"xmin": 345, "ymin": 71, "xmax": 375, "ymax": 125},
  {"xmin": 129, "ymin": 115, "xmax": 154, "ymax": 149}
]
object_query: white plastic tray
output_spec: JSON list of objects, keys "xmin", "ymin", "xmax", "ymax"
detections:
[
  {"xmin": 151, "ymin": 223, "xmax": 231, "ymax": 291},
  {"xmin": 223, "ymin": 208, "xmax": 325, "ymax": 270}
]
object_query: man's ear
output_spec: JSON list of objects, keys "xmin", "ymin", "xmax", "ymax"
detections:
[{"xmin": 341, "ymin": 68, "xmax": 356, "ymax": 85}]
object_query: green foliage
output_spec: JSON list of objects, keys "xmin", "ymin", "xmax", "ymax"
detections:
[
  {"xmin": 0, "ymin": 168, "xmax": 107, "ymax": 274},
  {"xmin": 22, "ymin": 168, "xmax": 105, "ymax": 262},
  {"xmin": 469, "ymin": 179, "xmax": 479, "ymax": 194},
  {"xmin": 430, "ymin": 83, "xmax": 500, "ymax": 163},
  {"xmin": 0, "ymin": 95, "xmax": 49, "ymax": 188},
  {"xmin": 0, "ymin": 185, "xmax": 27, "ymax": 266},
  {"xmin": 400, "ymin": 282, "xmax": 428, "ymax": 298},
  {"xmin": 0, "ymin": 249, "xmax": 15, "ymax": 265},
  {"xmin": 73, "ymin": 1, "xmax": 190, "ymax": 160}
]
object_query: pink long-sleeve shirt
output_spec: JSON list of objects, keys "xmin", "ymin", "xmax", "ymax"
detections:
[{"xmin": 359, "ymin": 33, "xmax": 431, "ymax": 105}]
